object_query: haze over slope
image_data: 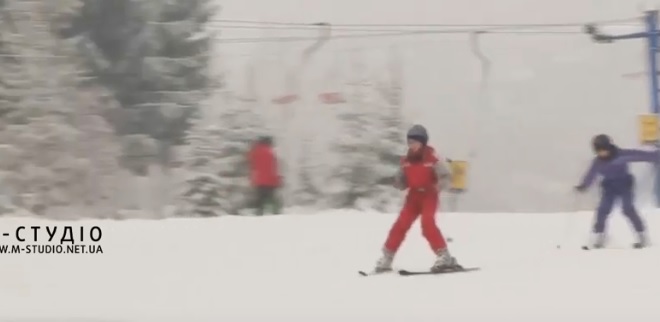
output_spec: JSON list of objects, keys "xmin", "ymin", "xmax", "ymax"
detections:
[{"xmin": 213, "ymin": 0, "xmax": 660, "ymax": 212}]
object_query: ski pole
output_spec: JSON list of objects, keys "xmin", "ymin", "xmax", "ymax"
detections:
[
  {"xmin": 445, "ymin": 190, "xmax": 460, "ymax": 243},
  {"xmin": 556, "ymin": 191, "xmax": 581, "ymax": 249}
]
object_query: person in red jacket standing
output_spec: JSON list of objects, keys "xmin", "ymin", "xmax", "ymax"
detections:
[
  {"xmin": 373, "ymin": 124, "xmax": 461, "ymax": 273},
  {"xmin": 248, "ymin": 136, "xmax": 282, "ymax": 215}
]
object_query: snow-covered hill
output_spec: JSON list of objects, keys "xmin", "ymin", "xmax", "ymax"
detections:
[{"xmin": 1, "ymin": 209, "xmax": 659, "ymax": 321}]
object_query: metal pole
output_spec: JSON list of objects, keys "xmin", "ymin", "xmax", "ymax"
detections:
[
  {"xmin": 645, "ymin": 10, "xmax": 660, "ymax": 206},
  {"xmin": 585, "ymin": 12, "xmax": 660, "ymax": 206},
  {"xmin": 644, "ymin": 11, "xmax": 659, "ymax": 114}
]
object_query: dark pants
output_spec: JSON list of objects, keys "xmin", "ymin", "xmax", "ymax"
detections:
[
  {"xmin": 594, "ymin": 175, "xmax": 645, "ymax": 234},
  {"xmin": 254, "ymin": 186, "xmax": 281, "ymax": 216}
]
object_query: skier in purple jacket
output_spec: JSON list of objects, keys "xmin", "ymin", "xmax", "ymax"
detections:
[{"xmin": 575, "ymin": 134, "xmax": 659, "ymax": 249}]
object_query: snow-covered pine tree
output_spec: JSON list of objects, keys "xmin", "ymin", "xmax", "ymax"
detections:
[
  {"xmin": 133, "ymin": 0, "xmax": 217, "ymax": 165},
  {"xmin": 369, "ymin": 51, "xmax": 407, "ymax": 212},
  {"xmin": 292, "ymin": 135, "xmax": 322, "ymax": 208},
  {"xmin": 0, "ymin": 0, "xmax": 123, "ymax": 216},
  {"xmin": 178, "ymin": 116, "xmax": 224, "ymax": 217},
  {"xmin": 179, "ymin": 89, "xmax": 264, "ymax": 216},
  {"xmin": 63, "ymin": 0, "xmax": 217, "ymax": 167},
  {"xmin": 214, "ymin": 92, "xmax": 266, "ymax": 215},
  {"xmin": 327, "ymin": 58, "xmax": 380, "ymax": 209}
]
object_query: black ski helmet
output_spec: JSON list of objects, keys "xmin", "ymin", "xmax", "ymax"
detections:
[
  {"xmin": 592, "ymin": 134, "xmax": 612, "ymax": 151},
  {"xmin": 257, "ymin": 135, "xmax": 273, "ymax": 145}
]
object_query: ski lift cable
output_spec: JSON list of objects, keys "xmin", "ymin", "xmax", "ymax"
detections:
[
  {"xmin": 210, "ymin": 23, "xmax": 632, "ymax": 33},
  {"xmin": 217, "ymin": 27, "xmax": 581, "ymax": 58},
  {"xmin": 213, "ymin": 16, "xmax": 644, "ymax": 44},
  {"xmin": 216, "ymin": 29, "xmax": 593, "ymax": 44},
  {"xmin": 213, "ymin": 16, "xmax": 639, "ymax": 28}
]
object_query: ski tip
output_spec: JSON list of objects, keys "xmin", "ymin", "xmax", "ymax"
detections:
[{"xmin": 359, "ymin": 269, "xmax": 394, "ymax": 276}]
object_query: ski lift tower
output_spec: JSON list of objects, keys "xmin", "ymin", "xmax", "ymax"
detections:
[{"xmin": 585, "ymin": 10, "xmax": 660, "ymax": 206}]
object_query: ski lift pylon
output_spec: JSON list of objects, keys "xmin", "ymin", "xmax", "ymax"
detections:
[{"xmin": 271, "ymin": 22, "xmax": 332, "ymax": 106}]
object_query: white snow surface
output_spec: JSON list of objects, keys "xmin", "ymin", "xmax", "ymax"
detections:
[{"xmin": 1, "ymin": 209, "xmax": 659, "ymax": 321}]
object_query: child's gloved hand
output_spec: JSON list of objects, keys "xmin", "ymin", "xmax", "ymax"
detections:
[{"xmin": 574, "ymin": 185, "xmax": 587, "ymax": 193}]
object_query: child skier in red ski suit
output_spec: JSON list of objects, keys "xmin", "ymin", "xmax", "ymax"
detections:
[{"xmin": 374, "ymin": 124, "xmax": 461, "ymax": 273}]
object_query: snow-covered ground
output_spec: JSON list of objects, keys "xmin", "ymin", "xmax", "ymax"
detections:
[{"xmin": 0, "ymin": 209, "xmax": 659, "ymax": 321}]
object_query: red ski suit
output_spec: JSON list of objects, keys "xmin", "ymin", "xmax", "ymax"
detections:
[
  {"xmin": 383, "ymin": 146, "xmax": 451, "ymax": 254},
  {"xmin": 248, "ymin": 142, "xmax": 281, "ymax": 187}
]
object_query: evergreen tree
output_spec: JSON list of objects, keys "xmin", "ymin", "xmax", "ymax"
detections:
[
  {"xmin": 179, "ymin": 90, "xmax": 264, "ymax": 216},
  {"xmin": 326, "ymin": 51, "xmax": 407, "ymax": 211},
  {"xmin": 178, "ymin": 122, "xmax": 225, "ymax": 217},
  {"xmin": 327, "ymin": 62, "xmax": 380, "ymax": 209},
  {"xmin": 369, "ymin": 49, "xmax": 407, "ymax": 212},
  {"xmin": 292, "ymin": 136, "xmax": 322, "ymax": 207},
  {"xmin": 63, "ymin": 0, "xmax": 217, "ymax": 166},
  {"xmin": 0, "ymin": 0, "xmax": 122, "ymax": 216}
]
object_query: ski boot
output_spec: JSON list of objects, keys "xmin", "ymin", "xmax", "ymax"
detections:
[
  {"xmin": 374, "ymin": 249, "xmax": 394, "ymax": 273},
  {"xmin": 430, "ymin": 248, "xmax": 461, "ymax": 273},
  {"xmin": 591, "ymin": 233, "xmax": 607, "ymax": 249},
  {"xmin": 633, "ymin": 232, "xmax": 649, "ymax": 249}
]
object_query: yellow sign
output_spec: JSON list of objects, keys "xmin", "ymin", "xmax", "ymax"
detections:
[
  {"xmin": 448, "ymin": 160, "xmax": 468, "ymax": 192},
  {"xmin": 639, "ymin": 114, "xmax": 659, "ymax": 144}
]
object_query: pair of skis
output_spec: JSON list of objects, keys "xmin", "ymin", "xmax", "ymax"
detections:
[
  {"xmin": 358, "ymin": 266, "xmax": 480, "ymax": 277},
  {"xmin": 581, "ymin": 244, "xmax": 646, "ymax": 250}
]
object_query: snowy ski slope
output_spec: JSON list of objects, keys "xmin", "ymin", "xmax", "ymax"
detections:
[{"xmin": 0, "ymin": 209, "xmax": 659, "ymax": 321}]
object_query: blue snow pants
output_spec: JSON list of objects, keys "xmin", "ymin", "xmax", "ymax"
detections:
[{"xmin": 594, "ymin": 174, "xmax": 645, "ymax": 234}]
